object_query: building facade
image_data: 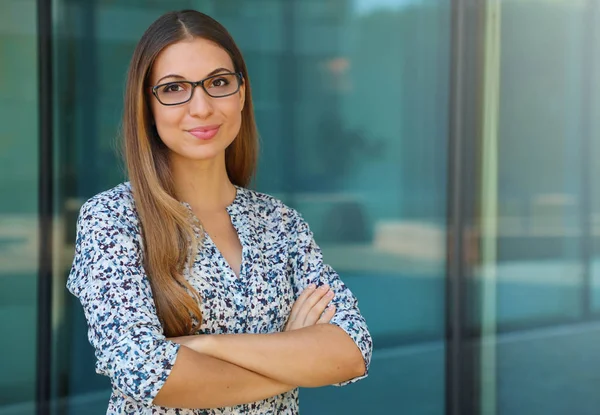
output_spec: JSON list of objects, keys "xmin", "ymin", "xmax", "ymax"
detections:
[{"xmin": 1, "ymin": 0, "xmax": 600, "ymax": 414}]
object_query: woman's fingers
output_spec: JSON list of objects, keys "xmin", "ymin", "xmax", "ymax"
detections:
[
  {"xmin": 304, "ymin": 288, "xmax": 334, "ymax": 325},
  {"xmin": 317, "ymin": 304, "xmax": 336, "ymax": 324},
  {"xmin": 287, "ymin": 284, "xmax": 316, "ymax": 323},
  {"xmin": 285, "ymin": 283, "xmax": 336, "ymax": 331},
  {"xmin": 297, "ymin": 284, "xmax": 330, "ymax": 323}
]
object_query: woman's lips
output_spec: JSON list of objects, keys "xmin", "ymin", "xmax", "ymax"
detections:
[{"xmin": 187, "ymin": 125, "xmax": 220, "ymax": 140}]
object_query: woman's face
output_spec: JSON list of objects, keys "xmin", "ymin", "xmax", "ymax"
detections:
[{"xmin": 149, "ymin": 37, "xmax": 245, "ymax": 164}]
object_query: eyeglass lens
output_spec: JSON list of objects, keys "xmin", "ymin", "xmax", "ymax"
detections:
[{"xmin": 155, "ymin": 73, "xmax": 240, "ymax": 105}]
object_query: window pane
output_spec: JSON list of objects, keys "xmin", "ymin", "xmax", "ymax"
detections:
[
  {"xmin": 0, "ymin": 0, "xmax": 39, "ymax": 414},
  {"xmin": 52, "ymin": 1, "xmax": 450, "ymax": 414},
  {"xmin": 474, "ymin": 2, "xmax": 600, "ymax": 414}
]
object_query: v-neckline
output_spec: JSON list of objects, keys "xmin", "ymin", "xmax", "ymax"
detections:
[
  {"xmin": 204, "ymin": 231, "xmax": 243, "ymax": 279},
  {"xmin": 181, "ymin": 186, "xmax": 245, "ymax": 280}
]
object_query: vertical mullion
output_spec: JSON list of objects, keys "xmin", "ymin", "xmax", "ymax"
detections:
[
  {"xmin": 79, "ymin": 0, "xmax": 98, "ymax": 196},
  {"xmin": 281, "ymin": 0, "xmax": 296, "ymax": 204},
  {"xmin": 478, "ymin": 1, "xmax": 502, "ymax": 413},
  {"xmin": 447, "ymin": 1, "xmax": 490, "ymax": 414},
  {"xmin": 580, "ymin": 0, "xmax": 596, "ymax": 320},
  {"xmin": 36, "ymin": 0, "xmax": 53, "ymax": 413},
  {"xmin": 445, "ymin": 1, "xmax": 467, "ymax": 414}
]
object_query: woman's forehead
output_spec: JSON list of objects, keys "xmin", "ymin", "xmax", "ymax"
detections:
[{"xmin": 151, "ymin": 38, "xmax": 234, "ymax": 82}]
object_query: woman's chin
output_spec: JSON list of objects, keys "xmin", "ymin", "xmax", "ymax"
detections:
[{"xmin": 176, "ymin": 147, "xmax": 227, "ymax": 163}]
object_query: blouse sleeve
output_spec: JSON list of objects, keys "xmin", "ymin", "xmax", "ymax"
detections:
[
  {"xmin": 66, "ymin": 200, "xmax": 180, "ymax": 407},
  {"xmin": 284, "ymin": 206, "xmax": 373, "ymax": 386}
]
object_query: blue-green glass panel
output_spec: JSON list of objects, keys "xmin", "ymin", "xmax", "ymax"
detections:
[{"xmin": 0, "ymin": 0, "xmax": 39, "ymax": 414}]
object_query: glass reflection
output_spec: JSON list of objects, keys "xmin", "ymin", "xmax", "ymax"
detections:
[
  {"xmin": 474, "ymin": 1, "xmax": 600, "ymax": 415},
  {"xmin": 52, "ymin": 1, "xmax": 450, "ymax": 414},
  {"xmin": 0, "ymin": 0, "xmax": 39, "ymax": 414}
]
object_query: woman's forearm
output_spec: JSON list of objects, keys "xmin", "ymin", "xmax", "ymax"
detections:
[
  {"xmin": 153, "ymin": 345, "xmax": 295, "ymax": 409},
  {"xmin": 183, "ymin": 325, "xmax": 366, "ymax": 388}
]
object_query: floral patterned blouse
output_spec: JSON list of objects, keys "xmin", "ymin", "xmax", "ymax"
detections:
[{"xmin": 67, "ymin": 182, "xmax": 372, "ymax": 415}]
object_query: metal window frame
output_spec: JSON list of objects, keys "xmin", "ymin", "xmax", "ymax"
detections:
[
  {"xmin": 32, "ymin": 1, "xmax": 600, "ymax": 415},
  {"xmin": 36, "ymin": 0, "xmax": 53, "ymax": 413},
  {"xmin": 446, "ymin": 1, "xmax": 487, "ymax": 414}
]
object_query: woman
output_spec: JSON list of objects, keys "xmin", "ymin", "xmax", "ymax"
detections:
[{"xmin": 67, "ymin": 9, "xmax": 372, "ymax": 414}]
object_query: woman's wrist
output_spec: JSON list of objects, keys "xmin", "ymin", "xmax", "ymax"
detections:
[
  {"xmin": 168, "ymin": 334, "xmax": 214, "ymax": 356},
  {"xmin": 190, "ymin": 333, "xmax": 214, "ymax": 355}
]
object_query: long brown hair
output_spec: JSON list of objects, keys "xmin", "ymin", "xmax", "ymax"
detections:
[{"xmin": 122, "ymin": 10, "xmax": 258, "ymax": 337}]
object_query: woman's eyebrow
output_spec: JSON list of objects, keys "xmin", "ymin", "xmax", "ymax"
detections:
[
  {"xmin": 155, "ymin": 67, "xmax": 234, "ymax": 84},
  {"xmin": 205, "ymin": 67, "xmax": 234, "ymax": 77},
  {"xmin": 155, "ymin": 74, "xmax": 185, "ymax": 84}
]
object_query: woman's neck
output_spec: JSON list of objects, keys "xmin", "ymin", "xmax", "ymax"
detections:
[{"xmin": 169, "ymin": 153, "xmax": 236, "ymax": 213}]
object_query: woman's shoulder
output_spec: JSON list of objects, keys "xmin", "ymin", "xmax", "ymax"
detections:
[
  {"xmin": 239, "ymin": 187, "xmax": 305, "ymax": 227},
  {"xmin": 68, "ymin": 182, "xmax": 141, "ymax": 297},
  {"xmin": 78, "ymin": 181, "xmax": 140, "ymax": 233}
]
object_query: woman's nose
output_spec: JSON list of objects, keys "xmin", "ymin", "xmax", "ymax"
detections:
[{"xmin": 188, "ymin": 86, "xmax": 214, "ymax": 118}]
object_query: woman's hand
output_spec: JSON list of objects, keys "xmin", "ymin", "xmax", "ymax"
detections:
[
  {"xmin": 169, "ymin": 283, "xmax": 336, "ymax": 346},
  {"xmin": 284, "ymin": 284, "xmax": 336, "ymax": 331}
]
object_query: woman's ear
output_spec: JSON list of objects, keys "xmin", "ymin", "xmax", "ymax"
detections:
[{"xmin": 239, "ymin": 80, "xmax": 246, "ymax": 111}]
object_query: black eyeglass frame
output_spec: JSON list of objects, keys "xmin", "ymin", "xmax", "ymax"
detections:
[{"xmin": 151, "ymin": 71, "xmax": 244, "ymax": 106}]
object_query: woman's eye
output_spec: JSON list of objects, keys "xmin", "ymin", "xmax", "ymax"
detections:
[
  {"xmin": 210, "ymin": 78, "xmax": 230, "ymax": 88},
  {"xmin": 163, "ymin": 83, "xmax": 184, "ymax": 93}
]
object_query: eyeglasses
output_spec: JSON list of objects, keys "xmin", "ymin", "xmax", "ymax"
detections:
[{"xmin": 151, "ymin": 72, "xmax": 243, "ymax": 106}]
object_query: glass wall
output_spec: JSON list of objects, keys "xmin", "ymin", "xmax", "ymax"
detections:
[
  {"xmin": 50, "ymin": 1, "xmax": 450, "ymax": 414},
  {"xmin": 0, "ymin": 0, "xmax": 39, "ymax": 414},
  {"xmin": 471, "ymin": 1, "xmax": 600, "ymax": 415},
  {"xmin": 4, "ymin": 1, "xmax": 600, "ymax": 414}
]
